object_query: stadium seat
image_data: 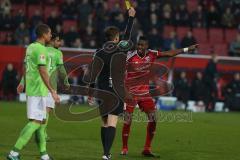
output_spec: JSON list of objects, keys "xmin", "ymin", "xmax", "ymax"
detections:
[
  {"xmin": 209, "ymin": 28, "xmax": 224, "ymax": 44},
  {"xmin": 225, "ymin": 29, "xmax": 238, "ymax": 44},
  {"xmin": 187, "ymin": 0, "xmax": 198, "ymax": 13},
  {"xmin": 176, "ymin": 27, "xmax": 190, "ymax": 41},
  {"xmin": 213, "ymin": 43, "xmax": 228, "ymax": 56},
  {"xmin": 192, "ymin": 28, "xmax": 208, "ymax": 43},
  {"xmin": 43, "ymin": 5, "xmax": 59, "ymax": 20},
  {"xmin": 0, "ymin": 31, "xmax": 12, "ymax": 43},
  {"xmin": 27, "ymin": 5, "xmax": 42, "ymax": 18},
  {"xmin": 163, "ymin": 25, "xmax": 175, "ymax": 38},
  {"xmin": 12, "ymin": 4, "xmax": 26, "ymax": 16},
  {"xmin": 63, "ymin": 20, "xmax": 78, "ymax": 33},
  {"xmin": 197, "ymin": 43, "xmax": 212, "ymax": 55}
]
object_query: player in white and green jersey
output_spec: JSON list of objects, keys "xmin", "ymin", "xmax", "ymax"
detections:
[
  {"xmin": 44, "ymin": 33, "xmax": 69, "ymax": 139},
  {"xmin": 7, "ymin": 24, "xmax": 60, "ymax": 160}
]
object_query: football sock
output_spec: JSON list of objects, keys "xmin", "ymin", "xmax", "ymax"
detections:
[
  {"xmin": 144, "ymin": 121, "xmax": 156, "ymax": 151},
  {"xmin": 105, "ymin": 126, "xmax": 116, "ymax": 155},
  {"xmin": 44, "ymin": 113, "xmax": 49, "ymax": 138},
  {"xmin": 101, "ymin": 127, "xmax": 107, "ymax": 154},
  {"xmin": 14, "ymin": 121, "xmax": 40, "ymax": 151},
  {"xmin": 122, "ymin": 123, "xmax": 131, "ymax": 149},
  {"xmin": 36, "ymin": 124, "xmax": 47, "ymax": 154}
]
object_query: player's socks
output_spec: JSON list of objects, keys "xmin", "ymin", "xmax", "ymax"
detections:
[
  {"xmin": 144, "ymin": 121, "xmax": 156, "ymax": 151},
  {"xmin": 14, "ymin": 121, "xmax": 41, "ymax": 151},
  {"xmin": 36, "ymin": 125, "xmax": 47, "ymax": 154},
  {"xmin": 44, "ymin": 113, "xmax": 49, "ymax": 140},
  {"xmin": 101, "ymin": 127, "xmax": 107, "ymax": 154},
  {"xmin": 122, "ymin": 123, "xmax": 131, "ymax": 151},
  {"xmin": 104, "ymin": 126, "xmax": 116, "ymax": 156}
]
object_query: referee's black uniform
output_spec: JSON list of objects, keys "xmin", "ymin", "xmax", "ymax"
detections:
[{"xmin": 88, "ymin": 16, "xmax": 134, "ymax": 117}]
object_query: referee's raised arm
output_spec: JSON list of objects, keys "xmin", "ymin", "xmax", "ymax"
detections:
[{"xmin": 123, "ymin": 7, "xmax": 136, "ymax": 40}]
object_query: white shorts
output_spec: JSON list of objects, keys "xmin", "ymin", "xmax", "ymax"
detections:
[
  {"xmin": 46, "ymin": 92, "xmax": 55, "ymax": 109},
  {"xmin": 27, "ymin": 96, "xmax": 47, "ymax": 121}
]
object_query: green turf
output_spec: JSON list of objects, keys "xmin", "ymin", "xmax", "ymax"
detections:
[{"xmin": 0, "ymin": 101, "xmax": 240, "ymax": 160}]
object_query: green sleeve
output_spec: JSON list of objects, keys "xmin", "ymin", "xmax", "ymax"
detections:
[
  {"xmin": 57, "ymin": 51, "xmax": 64, "ymax": 65},
  {"xmin": 58, "ymin": 65, "xmax": 69, "ymax": 85}
]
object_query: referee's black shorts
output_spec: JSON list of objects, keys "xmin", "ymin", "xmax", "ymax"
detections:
[{"xmin": 96, "ymin": 87, "xmax": 124, "ymax": 117}]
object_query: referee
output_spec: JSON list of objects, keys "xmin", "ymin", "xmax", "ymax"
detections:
[{"xmin": 86, "ymin": 7, "xmax": 136, "ymax": 160}]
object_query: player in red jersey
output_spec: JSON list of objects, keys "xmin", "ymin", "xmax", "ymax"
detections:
[{"xmin": 121, "ymin": 36, "xmax": 198, "ymax": 157}]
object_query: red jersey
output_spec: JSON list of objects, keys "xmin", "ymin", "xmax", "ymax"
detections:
[{"xmin": 125, "ymin": 49, "xmax": 162, "ymax": 95}]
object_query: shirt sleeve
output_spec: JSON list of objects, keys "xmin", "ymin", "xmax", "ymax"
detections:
[
  {"xmin": 123, "ymin": 16, "xmax": 134, "ymax": 40},
  {"xmin": 57, "ymin": 51, "xmax": 64, "ymax": 65},
  {"xmin": 156, "ymin": 50, "xmax": 163, "ymax": 58},
  {"xmin": 36, "ymin": 47, "xmax": 47, "ymax": 66}
]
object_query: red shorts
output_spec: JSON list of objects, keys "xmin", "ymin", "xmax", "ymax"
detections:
[{"xmin": 125, "ymin": 97, "xmax": 156, "ymax": 113}]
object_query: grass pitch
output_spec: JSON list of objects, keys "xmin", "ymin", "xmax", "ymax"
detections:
[{"xmin": 0, "ymin": 101, "xmax": 240, "ymax": 160}]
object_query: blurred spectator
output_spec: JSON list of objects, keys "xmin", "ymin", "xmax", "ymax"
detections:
[
  {"xmin": 162, "ymin": 3, "xmax": 172, "ymax": 25},
  {"xmin": 0, "ymin": 12, "xmax": 13, "ymax": 30},
  {"xmin": 181, "ymin": 30, "xmax": 197, "ymax": 53},
  {"xmin": 0, "ymin": 0, "xmax": 11, "ymax": 15},
  {"xmin": 82, "ymin": 25, "xmax": 96, "ymax": 48},
  {"xmin": 174, "ymin": 71, "xmax": 190, "ymax": 109},
  {"xmin": 206, "ymin": 4, "xmax": 221, "ymax": 27},
  {"xmin": 73, "ymin": 38, "xmax": 82, "ymax": 48},
  {"xmin": 23, "ymin": 35, "xmax": 30, "ymax": 46},
  {"xmin": 64, "ymin": 26, "xmax": 79, "ymax": 47},
  {"xmin": 148, "ymin": 27, "xmax": 163, "ymax": 50},
  {"xmin": 112, "ymin": 13, "xmax": 125, "ymax": 31},
  {"xmin": 149, "ymin": 13, "xmax": 162, "ymax": 31},
  {"xmin": 14, "ymin": 22, "xmax": 30, "ymax": 45},
  {"xmin": 163, "ymin": 31, "xmax": 181, "ymax": 50},
  {"xmin": 1, "ymin": 63, "xmax": 18, "ymax": 100},
  {"xmin": 224, "ymin": 73, "xmax": 240, "ymax": 111},
  {"xmin": 3, "ymin": 33, "xmax": 16, "ymax": 45},
  {"xmin": 55, "ymin": 24, "xmax": 64, "ymax": 39},
  {"xmin": 13, "ymin": 9, "xmax": 27, "ymax": 28},
  {"xmin": 203, "ymin": 54, "xmax": 218, "ymax": 111},
  {"xmin": 191, "ymin": 72, "xmax": 205, "ymax": 101},
  {"xmin": 229, "ymin": 34, "xmax": 240, "ymax": 57},
  {"xmin": 221, "ymin": 7, "xmax": 235, "ymax": 28},
  {"xmin": 30, "ymin": 10, "xmax": 43, "ymax": 28},
  {"xmin": 77, "ymin": 0, "xmax": 92, "ymax": 28},
  {"xmin": 191, "ymin": 5, "xmax": 206, "ymax": 28},
  {"xmin": 47, "ymin": 11, "xmax": 62, "ymax": 30},
  {"xmin": 173, "ymin": 4, "xmax": 189, "ymax": 26},
  {"xmin": 61, "ymin": 0, "xmax": 77, "ymax": 19}
]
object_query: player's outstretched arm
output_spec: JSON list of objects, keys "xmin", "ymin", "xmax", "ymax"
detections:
[
  {"xmin": 123, "ymin": 7, "xmax": 136, "ymax": 40},
  {"xmin": 39, "ymin": 66, "xmax": 60, "ymax": 103},
  {"xmin": 160, "ymin": 44, "xmax": 198, "ymax": 57}
]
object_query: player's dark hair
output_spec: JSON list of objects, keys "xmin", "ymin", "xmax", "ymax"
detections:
[
  {"xmin": 35, "ymin": 24, "xmax": 50, "ymax": 38},
  {"xmin": 104, "ymin": 26, "xmax": 120, "ymax": 41},
  {"xmin": 51, "ymin": 32, "xmax": 60, "ymax": 40}
]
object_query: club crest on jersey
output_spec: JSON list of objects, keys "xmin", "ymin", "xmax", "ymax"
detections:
[{"xmin": 40, "ymin": 54, "xmax": 45, "ymax": 61}]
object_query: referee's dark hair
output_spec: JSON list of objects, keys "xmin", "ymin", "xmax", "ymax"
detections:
[
  {"xmin": 35, "ymin": 24, "xmax": 50, "ymax": 38},
  {"xmin": 104, "ymin": 26, "xmax": 120, "ymax": 41},
  {"xmin": 138, "ymin": 36, "xmax": 148, "ymax": 43}
]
